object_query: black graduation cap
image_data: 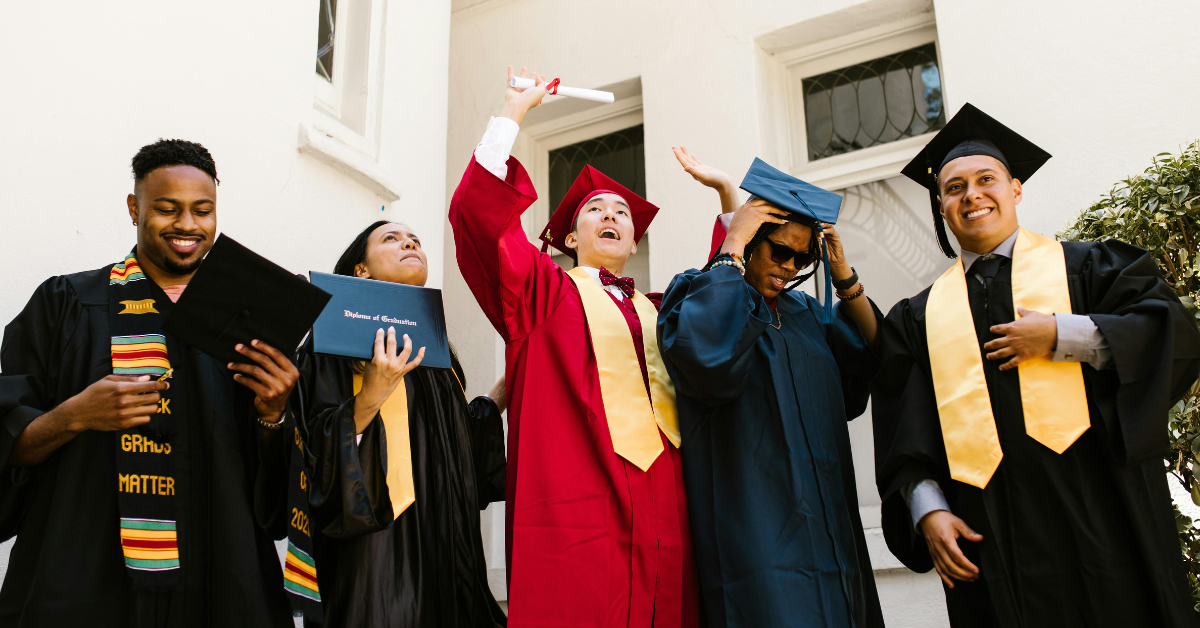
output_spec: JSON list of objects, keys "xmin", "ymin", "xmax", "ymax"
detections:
[
  {"xmin": 162, "ymin": 235, "xmax": 332, "ymax": 364},
  {"xmin": 901, "ymin": 103, "xmax": 1052, "ymax": 258}
]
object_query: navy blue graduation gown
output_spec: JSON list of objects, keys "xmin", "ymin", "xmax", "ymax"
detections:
[{"xmin": 658, "ymin": 266, "xmax": 885, "ymax": 628}]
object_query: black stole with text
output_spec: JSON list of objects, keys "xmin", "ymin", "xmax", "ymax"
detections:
[
  {"xmin": 283, "ymin": 394, "xmax": 322, "ymax": 619},
  {"xmin": 108, "ymin": 251, "xmax": 187, "ymax": 590}
]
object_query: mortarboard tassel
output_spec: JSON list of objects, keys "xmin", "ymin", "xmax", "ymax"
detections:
[{"xmin": 928, "ymin": 166, "xmax": 959, "ymax": 259}]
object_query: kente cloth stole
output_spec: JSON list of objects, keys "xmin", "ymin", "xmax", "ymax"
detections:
[
  {"xmin": 352, "ymin": 374, "xmax": 416, "ymax": 519},
  {"xmin": 566, "ymin": 267, "xmax": 680, "ymax": 472},
  {"xmin": 108, "ymin": 250, "xmax": 186, "ymax": 590},
  {"xmin": 925, "ymin": 227, "xmax": 1089, "ymax": 489},
  {"xmin": 284, "ymin": 425, "xmax": 321, "ymax": 619}
]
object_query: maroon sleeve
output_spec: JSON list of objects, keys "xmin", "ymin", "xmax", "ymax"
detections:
[
  {"xmin": 449, "ymin": 155, "xmax": 570, "ymax": 341},
  {"xmin": 646, "ymin": 292, "xmax": 664, "ymax": 311}
]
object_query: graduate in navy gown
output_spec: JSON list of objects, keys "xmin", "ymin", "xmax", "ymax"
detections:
[{"xmin": 658, "ymin": 159, "xmax": 886, "ymax": 627}]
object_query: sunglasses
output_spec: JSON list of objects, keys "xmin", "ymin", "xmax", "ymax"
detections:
[{"xmin": 765, "ymin": 239, "xmax": 817, "ymax": 268}]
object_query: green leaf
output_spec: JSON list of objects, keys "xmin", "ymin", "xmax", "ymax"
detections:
[
  {"xmin": 1190, "ymin": 479, "xmax": 1200, "ymax": 506},
  {"xmin": 1159, "ymin": 186, "xmax": 1173, "ymax": 195}
]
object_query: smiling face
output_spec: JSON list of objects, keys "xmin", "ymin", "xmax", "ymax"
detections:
[
  {"xmin": 565, "ymin": 193, "xmax": 637, "ymax": 275},
  {"xmin": 938, "ymin": 154, "xmax": 1023, "ymax": 254},
  {"xmin": 127, "ymin": 165, "xmax": 217, "ymax": 279},
  {"xmin": 744, "ymin": 221, "xmax": 813, "ymax": 300},
  {"xmin": 353, "ymin": 223, "xmax": 428, "ymax": 287}
]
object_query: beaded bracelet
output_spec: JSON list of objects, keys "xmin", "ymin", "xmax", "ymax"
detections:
[
  {"xmin": 836, "ymin": 282, "xmax": 865, "ymax": 301},
  {"xmin": 710, "ymin": 259, "xmax": 745, "ymax": 276},
  {"xmin": 704, "ymin": 252, "xmax": 745, "ymax": 275}
]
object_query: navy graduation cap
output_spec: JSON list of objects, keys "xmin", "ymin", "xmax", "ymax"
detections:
[{"xmin": 738, "ymin": 157, "xmax": 844, "ymax": 323}]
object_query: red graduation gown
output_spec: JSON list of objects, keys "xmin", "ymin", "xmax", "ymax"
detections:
[{"xmin": 450, "ymin": 155, "xmax": 700, "ymax": 627}]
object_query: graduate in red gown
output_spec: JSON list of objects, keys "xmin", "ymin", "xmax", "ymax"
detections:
[{"xmin": 448, "ymin": 68, "xmax": 715, "ymax": 627}]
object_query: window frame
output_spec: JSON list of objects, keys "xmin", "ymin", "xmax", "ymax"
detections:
[
  {"xmin": 300, "ymin": 0, "xmax": 402, "ymax": 201},
  {"xmin": 764, "ymin": 16, "xmax": 944, "ymax": 191}
]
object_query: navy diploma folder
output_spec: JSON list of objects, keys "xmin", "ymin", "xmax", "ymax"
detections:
[{"xmin": 309, "ymin": 272, "xmax": 452, "ymax": 369}]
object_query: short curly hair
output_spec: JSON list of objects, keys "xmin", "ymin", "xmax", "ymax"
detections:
[{"xmin": 131, "ymin": 139, "xmax": 219, "ymax": 184}]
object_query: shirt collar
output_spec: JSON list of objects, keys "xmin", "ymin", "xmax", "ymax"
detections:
[{"xmin": 960, "ymin": 228, "xmax": 1019, "ymax": 274}]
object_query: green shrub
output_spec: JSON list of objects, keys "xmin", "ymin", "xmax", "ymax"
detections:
[{"xmin": 1059, "ymin": 141, "xmax": 1200, "ymax": 607}]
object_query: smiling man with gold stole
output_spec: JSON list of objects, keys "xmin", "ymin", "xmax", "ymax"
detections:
[
  {"xmin": 871, "ymin": 104, "xmax": 1200, "ymax": 627},
  {"xmin": 448, "ymin": 68, "xmax": 716, "ymax": 626}
]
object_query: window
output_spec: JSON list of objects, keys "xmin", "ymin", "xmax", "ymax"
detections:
[
  {"xmin": 315, "ymin": 0, "xmax": 338, "ymax": 82},
  {"xmin": 299, "ymin": 0, "xmax": 402, "ymax": 201},
  {"xmin": 802, "ymin": 43, "xmax": 945, "ymax": 161},
  {"xmin": 548, "ymin": 126, "xmax": 646, "ymax": 209},
  {"xmin": 545, "ymin": 125, "xmax": 650, "ymax": 289}
]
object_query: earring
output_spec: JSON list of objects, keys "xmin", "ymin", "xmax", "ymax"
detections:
[{"xmin": 132, "ymin": 221, "xmax": 137, "ymax": 226}]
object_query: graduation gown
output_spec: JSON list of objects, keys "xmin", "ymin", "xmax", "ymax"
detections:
[
  {"xmin": 0, "ymin": 268, "xmax": 293, "ymax": 628},
  {"xmin": 873, "ymin": 240, "xmax": 1200, "ymax": 627},
  {"xmin": 449, "ymin": 155, "xmax": 701, "ymax": 627},
  {"xmin": 658, "ymin": 266, "xmax": 885, "ymax": 628},
  {"xmin": 295, "ymin": 339, "xmax": 507, "ymax": 628}
]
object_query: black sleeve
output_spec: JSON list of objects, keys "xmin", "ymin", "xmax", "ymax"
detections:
[
  {"xmin": 0, "ymin": 276, "xmax": 81, "ymax": 540},
  {"xmin": 466, "ymin": 396, "xmax": 506, "ymax": 507},
  {"xmin": 294, "ymin": 340, "xmax": 392, "ymax": 538},
  {"xmin": 1080, "ymin": 240, "xmax": 1200, "ymax": 465},
  {"xmin": 871, "ymin": 296, "xmax": 945, "ymax": 573}
]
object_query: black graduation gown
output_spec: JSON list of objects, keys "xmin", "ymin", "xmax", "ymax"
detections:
[
  {"xmin": 0, "ymin": 268, "xmax": 294, "ymax": 628},
  {"xmin": 658, "ymin": 266, "xmax": 886, "ymax": 628},
  {"xmin": 873, "ymin": 240, "xmax": 1200, "ymax": 627},
  {"xmin": 295, "ymin": 340, "xmax": 506, "ymax": 628}
]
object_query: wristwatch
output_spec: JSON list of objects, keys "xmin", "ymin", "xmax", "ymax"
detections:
[{"xmin": 833, "ymin": 267, "xmax": 859, "ymax": 291}]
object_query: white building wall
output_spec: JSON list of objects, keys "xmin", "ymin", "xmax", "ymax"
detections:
[
  {"xmin": 0, "ymin": 0, "xmax": 453, "ymax": 603},
  {"xmin": 445, "ymin": 0, "xmax": 1200, "ymax": 623}
]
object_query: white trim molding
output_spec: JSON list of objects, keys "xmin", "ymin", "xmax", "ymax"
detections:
[{"xmin": 299, "ymin": 123, "xmax": 403, "ymax": 202}]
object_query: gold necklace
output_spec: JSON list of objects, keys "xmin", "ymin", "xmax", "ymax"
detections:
[{"xmin": 770, "ymin": 306, "xmax": 782, "ymax": 330}]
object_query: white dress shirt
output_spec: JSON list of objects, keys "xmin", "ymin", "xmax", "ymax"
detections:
[{"xmin": 905, "ymin": 228, "xmax": 1114, "ymax": 527}]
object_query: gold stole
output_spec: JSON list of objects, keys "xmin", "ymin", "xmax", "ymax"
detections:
[
  {"xmin": 566, "ymin": 267, "xmax": 680, "ymax": 471},
  {"xmin": 352, "ymin": 374, "xmax": 416, "ymax": 519},
  {"xmin": 926, "ymin": 227, "xmax": 1090, "ymax": 489}
]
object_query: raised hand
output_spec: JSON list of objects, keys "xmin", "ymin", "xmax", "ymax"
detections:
[
  {"xmin": 720, "ymin": 198, "xmax": 788, "ymax": 256},
  {"xmin": 984, "ymin": 307, "xmax": 1058, "ymax": 371},
  {"xmin": 674, "ymin": 146, "xmax": 740, "ymax": 215},
  {"xmin": 918, "ymin": 510, "xmax": 983, "ymax": 589},
  {"xmin": 229, "ymin": 339, "xmax": 300, "ymax": 426},
  {"xmin": 354, "ymin": 327, "xmax": 425, "ymax": 433},
  {"xmin": 816, "ymin": 222, "xmax": 853, "ymax": 282},
  {"xmin": 500, "ymin": 65, "xmax": 548, "ymax": 126}
]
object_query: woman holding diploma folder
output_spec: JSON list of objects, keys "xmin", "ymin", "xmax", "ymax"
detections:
[{"xmin": 292, "ymin": 221, "xmax": 508, "ymax": 628}]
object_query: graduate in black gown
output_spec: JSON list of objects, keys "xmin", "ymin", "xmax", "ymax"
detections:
[
  {"xmin": 659, "ymin": 159, "xmax": 885, "ymax": 627},
  {"xmin": 0, "ymin": 140, "xmax": 296, "ymax": 627},
  {"xmin": 872, "ymin": 104, "xmax": 1200, "ymax": 627},
  {"xmin": 293, "ymin": 221, "xmax": 507, "ymax": 628}
]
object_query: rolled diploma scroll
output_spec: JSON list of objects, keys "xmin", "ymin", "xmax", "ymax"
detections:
[{"xmin": 508, "ymin": 77, "xmax": 615, "ymax": 104}]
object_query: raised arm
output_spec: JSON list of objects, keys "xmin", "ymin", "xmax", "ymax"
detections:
[{"xmin": 449, "ymin": 67, "xmax": 574, "ymax": 341}]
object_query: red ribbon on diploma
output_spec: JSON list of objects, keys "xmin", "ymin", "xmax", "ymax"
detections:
[{"xmin": 545, "ymin": 78, "xmax": 561, "ymax": 95}]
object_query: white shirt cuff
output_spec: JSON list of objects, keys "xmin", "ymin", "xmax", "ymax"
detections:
[
  {"xmin": 903, "ymin": 479, "xmax": 950, "ymax": 528},
  {"xmin": 473, "ymin": 116, "xmax": 520, "ymax": 180},
  {"xmin": 1053, "ymin": 313, "xmax": 1113, "ymax": 370}
]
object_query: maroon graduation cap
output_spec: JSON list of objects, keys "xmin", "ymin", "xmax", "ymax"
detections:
[{"xmin": 538, "ymin": 165, "xmax": 659, "ymax": 259}]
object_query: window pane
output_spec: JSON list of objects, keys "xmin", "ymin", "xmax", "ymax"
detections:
[
  {"xmin": 802, "ymin": 43, "xmax": 945, "ymax": 161},
  {"xmin": 316, "ymin": 0, "xmax": 337, "ymax": 82}
]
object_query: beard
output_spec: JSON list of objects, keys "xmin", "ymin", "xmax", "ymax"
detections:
[{"xmin": 160, "ymin": 251, "xmax": 205, "ymax": 275}]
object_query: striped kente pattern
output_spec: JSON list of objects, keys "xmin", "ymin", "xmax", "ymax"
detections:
[
  {"xmin": 111, "ymin": 334, "xmax": 170, "ymax": 376},
  {"xmin": 120, "ymin": 518, "xmax": 180, "ymax": 571},
  {"xmin": 283, "ymin": 541, "xmax": 321, "ymax": 602},
  {"xmin": 110, "ymin": 255, "xmax": 146, "ymax": 285}
]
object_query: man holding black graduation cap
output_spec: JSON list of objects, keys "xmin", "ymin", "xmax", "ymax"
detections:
[
  {"xmin": 659, "ymin": 158, "xmax": 885, "ymax": 627},
  {"xmin": 872, "ymin": 104, "xmax": 1200, "ymax": 627},
  {"xmin": 0, "ymin": 139, "xmax": 297, "ymax": 627}
]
